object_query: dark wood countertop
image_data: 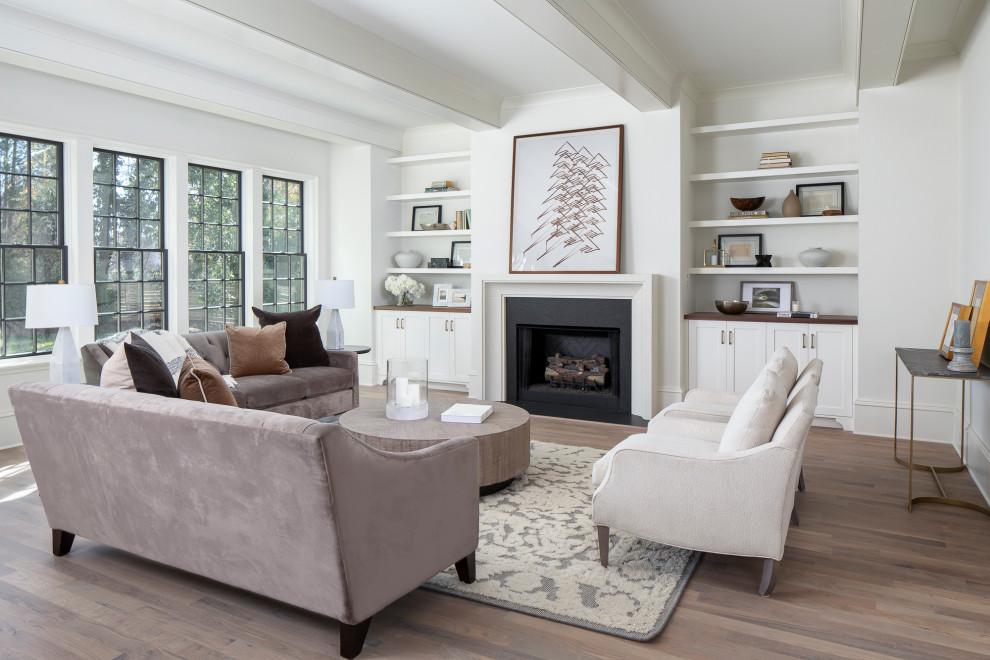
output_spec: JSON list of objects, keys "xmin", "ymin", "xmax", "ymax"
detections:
[
  {"xmin": 374, "ymin": 305, "xmax": 471, "ymax": 313},
  {"xmin": 684, "ymin": 312, "xmax": 857, "ymax": 325}
]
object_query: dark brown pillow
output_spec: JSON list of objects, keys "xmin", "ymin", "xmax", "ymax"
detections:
[
  {"xmin": 225, "ymin": 323, "xmax": 292, "ymax": 378},
  {"xmin": 251, "ymin": 305, "xmax": 329, "ymax": 369},
  {"xmin": 179, "ymin": 356, "xmax": 238, "ymax": 407},
  {"xmin": 124, "ymin": 339, "xmax": 177, "ymax": 397}
]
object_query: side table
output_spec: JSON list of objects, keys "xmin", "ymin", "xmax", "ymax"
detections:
[{"xmin": 893, "ymin": 347, "xmax": 990, "ymax": 516}]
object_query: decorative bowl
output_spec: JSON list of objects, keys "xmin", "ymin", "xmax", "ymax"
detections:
[
  {"xmin": 419, "ymin": 223, "xmax": 451, "ymax": 231},
  {"xmin": 799, "ymin": 247, "xmax": 831, "ymax": 267},
  {"xmin": 714, "ymin": 300, "xmax": 749, "ymax": 315},
  {"xmin": 730, "ymin": 196, "xmax": 766, "ymax": 212},
  {"xmin": 393, "ymin": 250, "xmax": 423, "ymax": 269}
]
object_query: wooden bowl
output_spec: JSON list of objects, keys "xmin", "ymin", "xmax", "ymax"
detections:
[{"xmin": 730, "ymin": 197, "xmax": 766, "ymax": 212}]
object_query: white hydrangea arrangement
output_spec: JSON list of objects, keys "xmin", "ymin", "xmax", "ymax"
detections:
[{"xmin": 384, "ymin": 274, "xmax": 426, "ymax": 305}]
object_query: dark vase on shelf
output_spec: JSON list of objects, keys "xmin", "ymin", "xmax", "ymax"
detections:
[{"xmin": 755, "ymin": 254, "xmax": 773, "ymax": 267}]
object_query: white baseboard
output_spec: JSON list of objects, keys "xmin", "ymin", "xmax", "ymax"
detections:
[
  {"xmin": 0, "ymin": 413, "xmax": 21, "ymax": 450},
  {"xmin": 658, "ymin": 386, "xmax": 684, "ymax": 413},
  {"xmin": 854, "ymin": 397, "xmax": 956, "ymax": 443}
]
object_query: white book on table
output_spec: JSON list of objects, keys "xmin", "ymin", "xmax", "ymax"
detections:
[{"xmin": 441, "ymin": 403, "xmax": 493, "ymax": 423}]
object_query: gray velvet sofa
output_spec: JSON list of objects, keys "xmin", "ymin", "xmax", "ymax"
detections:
[
  {"xmin": 9, "ymin": 382, "xmax": 480, "ymax": 658},
  {"xmin": 80, "ymin": 330, "xmax": 359, "ymax": 419}
]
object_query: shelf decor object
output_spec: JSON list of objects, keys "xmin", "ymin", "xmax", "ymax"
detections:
[
  {"xmin": 25, "ymin": 283, "xmax": 98, "ymax": 384},
  {"xmin": 448, "ymin": 289, "xmax": 470, "ymax": 308},
  {"xmin": 740, "ymin": 281, "xmax": 793, "ymax": 313},
  {"xmin": 968, "ymin": 281, "xmax": 990, "ymax": 367},
  {"xmin": 433, "ymin": 283, "xmax": 453, "ymax": 307},
  {"xmin": 385, "ymin": 357, "xmax": 429, "ymax": 421},
  {"xmin": 412, "ymin": 204, "xmax": 442, "ymax": 230},
  {"xmin": 798, "ymin": 247, "xmax": 832, "ymax": 267},
  {"xmin": 781, "ymin": 190, "xmax": 802, "ymax": 217},
  {"xmin": 947, "ymin": 320, "xmax": 978, "ymax": 372},
  {"xmin": 703, "ymin": 239, "xmax": 726, "ymax": 267},
  {"xmin": 385, "ymin": 274, "xmax": 425, "ymax": 306},
  {"xmin": 509, "ymin": 125, "xmax": 623, "ymax": 273},
  {"xmin": 718, "ymin": 233, "xmax": 763, "ymax": 267},
  {"xmin": 796, "ymin": 182, "xmax": 845, "ymax": 216},
  {"xmin": 730, "ymin": 196, "xmax": 765, "ymax": 211},
  {"xmin": 450, "ymin": 240, "xmax": 471, "ymax": 268},
  {"xmin": 393, "ymin": 250, "xmax": 423, "ymax": 269},
  {"xmin": 939, "ymin": 302, "xmax": 972, "ymax": 359},
  {"xmin": 315, "ymin": 278, "xmax": 355, "ymax": 350}
]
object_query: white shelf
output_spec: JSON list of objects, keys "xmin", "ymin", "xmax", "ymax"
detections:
[
  {"xmin": 688, "ymin": 267, "xmax": 859, "ymax": 275},
  {"xmin": 385, "ymin": 150, "xmax": 471, "ymax": 165},
  {"xmin": 689, "ymin": 215, "xmax": 858, "ymax": 229},
  {"xmin": 690, "ymin": 164, "xmax": 858, "ymax": 183},
  {"xmin": 386, "ymin": 190, "xmax": 472, "ymax": 202},
  {"xmin": 690, "ymin": 112, "xmax": 859, "ymax": 137},
  {"xmin": 385, "ymin": 229, "xmax": 472, "ymax": 238},
  {"xmin": 385, "ymin": 268, "xmax": 473, "ymax": 274}
]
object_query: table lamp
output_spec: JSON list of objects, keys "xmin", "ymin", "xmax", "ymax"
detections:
[
  {"xmin": 25, "ymin": 283, "xmax": 98, "ymax": 384},
  {"xmin": 316, "ymin": 278, "xmax": 355, "ymax": 350}
]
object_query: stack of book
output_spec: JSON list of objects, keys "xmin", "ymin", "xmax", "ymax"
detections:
[
  {"xmin": 728, "ymin": 209, "xmax": 769, "ymax": 220},
  {"xmin": 425, "ymin": 179, "xmax": 459, "ymax": 193},
  {"xmin": 759, "ymin": 152, "xmax": 791, "ymax": 169}
]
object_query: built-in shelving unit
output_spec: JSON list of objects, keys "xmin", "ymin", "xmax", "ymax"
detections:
[
  {"xmin": 689, "ymin": 112, "xmax": 859, "ymax": 137},
  {"xmin": 690, "ymin": 163, "xmax": 858, "ymax": 183},
  {"xmin": 385, "ymin": 268, "xmax": 473, "ymax": 274},
  {"xmin": 688, "ymin": 267, "xmax": 858, "ymax": 275},
  {"xmin": 385, "ymin": 190, "xmax": 472, "ymax": 202},
  {"xmin": 689, "ymin": 215, "xmax": 858, "ymax": 229},
  {"xmin": 384, "ymin": 150, "xmax": 471, "ymax": 166},
  {"xmin": 385, "ymin": 229, "xmax": 472, "ymax": 238}
]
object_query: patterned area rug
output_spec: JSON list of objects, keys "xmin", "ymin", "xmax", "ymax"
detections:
[{"xmin": 424, "ymin": 441, "xmax": 700, "ymax": 641}]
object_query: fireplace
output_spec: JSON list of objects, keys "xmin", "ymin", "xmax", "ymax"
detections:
[{"xmin": 506, "ymin": 297, "xmax": 634, "ymax": 424}]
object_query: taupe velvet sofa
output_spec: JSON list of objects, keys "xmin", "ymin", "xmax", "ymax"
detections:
[
  {"xmin": 9, "ymin": 382, "xmax": 480, "ymax": 658},
  {"xmin": 80, "ymin": 330, "xmax": 359, "ymax": 419}
]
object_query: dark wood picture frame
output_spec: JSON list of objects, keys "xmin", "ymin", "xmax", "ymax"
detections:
[
  {"xmin": 718, "ymin": 233, "xmax": 764, "ymax": 267},
  {"xmin": 508, "ymin": 125, "xmax": 624, "ymax": 274},
  {"xmin": 795, "ymin": 182, "xmax": 845, "ymax": 216},
  {"xmin": 412, "ymin": 205, "xmax": 442, "ymax": 230},
  {"xmin": 450, "ymin": 241, "xmax": 471, "ymax": 268}
]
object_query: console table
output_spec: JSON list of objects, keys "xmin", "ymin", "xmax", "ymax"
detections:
[{"xmin": 893, "ymin": 347, "xmax": 990, "ymax": 516}]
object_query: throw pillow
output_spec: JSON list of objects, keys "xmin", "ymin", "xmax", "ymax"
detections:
[
  {"xmin": 719, "ymin": 369, "xmax": 787, "ymax": 453},
  {"xmin": 251, "ymin": 305, "xmax": 329, "ymax": 369},
  {"xmin": 225, "ymin": 322, "xmax": 292, "ymax": 378},
  {"xmin": 124, "ymin": 341, "xmax": 178, "ymax": 397},
  {"xmin": 178, "ymin": 356, "xmax": 238, "ymax": 406},
  {"xmin": 100, "ymin": 340, "xmax": 136, "ymax": 390},
  {"xmin": 764, "ymin": 346, "xmax": 798, "ymax": 392}
]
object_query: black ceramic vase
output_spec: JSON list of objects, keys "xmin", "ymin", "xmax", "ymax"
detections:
[{"xmin": 755, "ymin": 254, "xmax": 773, "ymax": 267}]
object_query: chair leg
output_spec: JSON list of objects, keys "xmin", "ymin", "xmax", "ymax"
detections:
[
  {"xmin": 52, "ymin": 529, "xmax": 75, "ymax": 557},
  {"xmin": 798, "ymin": 468, "xmax": 806, "ymax": 492},
  {"xmin": 759, "ymin": 559, "xmax": 780, "ymax": 597},
  {"xmin": 454, "ymin": 552, "xmax": 476, "ymax": 584},
  {"xmin": 790, "ymin": 506, "xmax": 800, "ymax": 526},
  {"xmin": 339, "ymin": 617, "xmax": 372, "ymax": 659},
  {"xmin": 597, "ymin": 525, "xmax": 609, "ymax": 567}
]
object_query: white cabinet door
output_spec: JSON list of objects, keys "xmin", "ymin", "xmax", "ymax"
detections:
[
  {"xmin": 379, "ymin": 312, "xmax": 404, "ymax": 363},
  {"xmin": 428, "ymin": 315, "xmax": 452, "ymax": 382},
  {"xmin": 450, "ymin": 315, "xmax": 472, "ymax": 384},
  {"xmin": 689, "ymin": 320, "xmax": 728, "ymax": 391},
  {"xmin": 726, "ymin": 321, "xmax": 766, "ymax": 393},
  {"xmin": 402, "ymin": 314, "xmax": 429, "ymax": 360},
  {"xmin": 811, "ymin": 324, "xmax": 854, "ymax": 418},
  {"xmin": 765, "ymin": 323, "xmax": 811, "ymax": 368}
]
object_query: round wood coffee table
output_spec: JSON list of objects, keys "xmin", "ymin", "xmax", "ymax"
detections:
[{"xmin": 339, "ymin": 398, "xmax": 530, "ymax": 494}]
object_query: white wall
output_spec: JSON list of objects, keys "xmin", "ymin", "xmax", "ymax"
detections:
[
  {"xmin": 856, "ymin": 56, "xmax": 960, "ymax": 441},
  {"xmin": 469, "ymin": 93, "xmax": 685, "ymax": 408},
  {"xmin": 959, "ymin": 6, "xmax": 990, "ymax": 503}
]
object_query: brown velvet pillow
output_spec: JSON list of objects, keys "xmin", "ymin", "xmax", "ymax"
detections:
[
  {"xmin": 225, "ymin": 323, "xmax": 291, "ymax": 378},
  {"xmin": 251, "ymin": 305, "xmax": 329, "ymax": 369},
  {"xmin": 179, "ymin": 356, "xmax": 238, "ymax": 407}
]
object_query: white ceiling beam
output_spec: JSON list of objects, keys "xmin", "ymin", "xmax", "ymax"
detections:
[
  {"xmin": 494, "ymin": 0, "xmax": 673, "ymax": 111},
  {"xmin": 182, "ymin": 0, "xmax": 501, "ymax": 130},
  {"xmin": 859, "ymin": 0, "xmax": 916, "ymax": 88}
]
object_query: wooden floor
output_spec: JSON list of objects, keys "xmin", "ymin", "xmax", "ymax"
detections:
[{"xmin": 1, "ymin": 388, "xmax": 989, "ymax": 659}]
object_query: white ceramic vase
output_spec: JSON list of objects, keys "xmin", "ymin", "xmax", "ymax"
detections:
[
  {"xmin": 799, "ymin": 247, "xmax": 831, "ymax": 267},
  {"xmin": 393, "ymin": 250, "xmax": 423, "ymax": 269}
]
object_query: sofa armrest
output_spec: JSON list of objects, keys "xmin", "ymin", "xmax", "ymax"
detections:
[
  {"xmin": 327, "ymin": 349, "xmax": 359, "ymax": 408},
  {"xmin": 683, "ymin": 388, "xmax": 744, "ymax": 407},
  {"xmin": 322, "ymin": 433, "xmax": 479, "ymax": 623},
  {"xmin": 646, "ymin": 416, "xmax": 726, "ymax": 441}
]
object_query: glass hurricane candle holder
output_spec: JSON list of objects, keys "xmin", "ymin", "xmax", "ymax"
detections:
[{"xmin": 385, "ymin": 357, "xmax": 429, "ymax": 420}]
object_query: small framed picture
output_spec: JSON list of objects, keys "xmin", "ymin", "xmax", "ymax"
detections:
[
  {"xmin": 740, "ymin": 281, "xmax": 793, "ymax": 313},
  {"xmin": 448, "ymin": 289, "xmax": 471, "ymax": 308},
  {"xmin": 939, "ymin": 302, "xmax": 973, "ymax": 359},
  {"xmin": 718, "ymin": 233, "xmax": 763, "ymax": 267},
  {"xmin": 433, "ymin": 283, "xmax": 453, "ymax": 307},
  {"xmin": 450, "ymin": 241, "xmax": 472, "ymax": 268},
  {"xmin": 412, "ymin": 205, "xmax": 442, "ymax": 230},
  {"xmin": 795, "ymin": 182, "xmax": 845, "ymax": 216},
  {"xmin": 428, "ymin": 257, "xmax": 449, "ymax": 269}
]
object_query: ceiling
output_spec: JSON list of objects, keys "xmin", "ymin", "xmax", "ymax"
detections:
[{"xmin": 0, "ymin": 0, "xmax": 983, "ymax": 150}]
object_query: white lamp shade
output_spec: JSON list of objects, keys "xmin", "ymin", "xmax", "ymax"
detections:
[
  {"xmin": 316, "ymin": 279, "xmax": 355, "ymax": 310},
  {"xmin": 25, "ymin": 283, "xmax": 98, "ymax": 328}
]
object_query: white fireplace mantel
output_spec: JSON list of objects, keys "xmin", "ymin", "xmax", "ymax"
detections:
[{"xmin": 472, "ymin": 274, "xmax": 661, "ymax": 420}]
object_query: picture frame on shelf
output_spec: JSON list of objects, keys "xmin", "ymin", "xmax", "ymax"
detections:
[
  {"xmin": 718, "ymin": 233, "xmax": 763, "ymax": 267},
  {"xmin": 428, "ymin": 257, "xmax": 449, "ymax": 269},
  {"xmin": 450, "ymin": 241, "xmax": 472, "ymax": 268},
  {"xmin": 412, "ymin": 205, "xmax": 442, "ymax": 230},
  {"xmin": 939, "ymin": 302, "xmax": 973, "ymax": 359},
  {"xmin": 433, "ymin": 283, "xmax": 453, "ymax": 307},
  {"xmin": 795, "ymin": 182, "xmax": 845, "ymax": 216},
  {"xmin": 448, "ymin": 289, "xmax": 471, "ymax": 308},
  {"xmin": 509, "ymin": 125, "xmax": 623, "ymax": 273},
  {"xmin": 740, "ymin": 281, "xmax": 793, "ymax": 313},
  {"xmin": 968, "ymin": 281, "xmax": 990, "ymax": 366}
]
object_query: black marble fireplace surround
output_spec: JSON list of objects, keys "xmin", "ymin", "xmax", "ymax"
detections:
[{"xmin": 506, "ymin": 297, "xmax": 640, "ymax": 425}]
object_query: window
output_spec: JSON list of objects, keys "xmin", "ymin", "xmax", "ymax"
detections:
[
  {"xmin": 262, "ymin": 175, "xmax": 306, "ymax": 312},
  {"xmin": 0, "ymin": 133, "xmax": 65, "ymax": 358},
  {"xmin": 187, "ymin": 164, "xmax": 243, "ymax": 332},
  {"xmin": 93, "ymin": 149, "xmax": 166, "ymax": 339}
]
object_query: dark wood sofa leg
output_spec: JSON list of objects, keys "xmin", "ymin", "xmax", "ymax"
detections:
[
  {"xmin": 759, "ymin": 558, "xmax": 780, "ymax": 597},
  {"xmin": 597, "ymin": 525, "xmax": 609, "ymax": 567},
  {"xmin": 339, "ymin": 617, "xmax": 372, "ymax": 659},
  {"xmin": 455, "ymin": 552, "xmax": 476, "ymax": 584},
  {"xmin": 798, "ymin": 468, "xmax": 806, "ymax": 492},
  {"xmin": 790, "ymin": 506, "xmax": 800, "ymax": 526},
  {"xmin": 52, "ymin": 529, "xmax": 75, "ymax": 557}
]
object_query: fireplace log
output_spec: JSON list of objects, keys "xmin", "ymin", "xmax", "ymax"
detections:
[{"xmin": 545, "ymin": 354, "xmax": 609, "ymax": 389}]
